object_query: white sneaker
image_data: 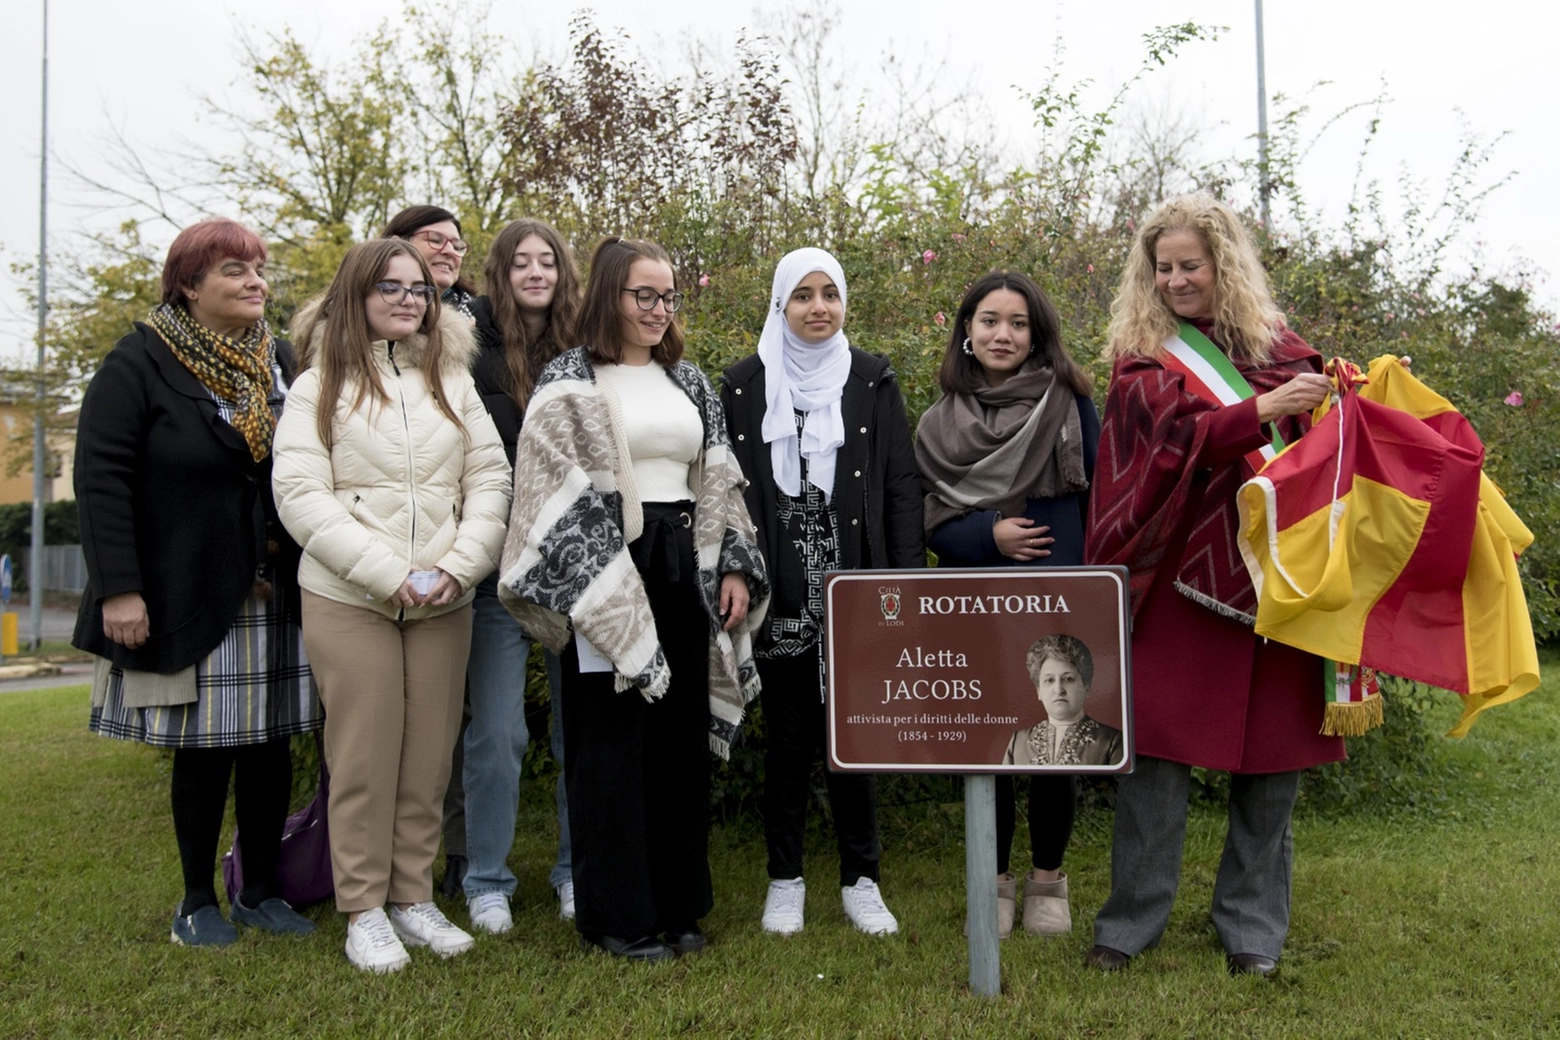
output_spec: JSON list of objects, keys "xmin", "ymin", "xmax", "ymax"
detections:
[
  {"xmin": 345, "ymin": 907, "xmax": 411, "ymax": 974},
  {"xmin": 556, "ymin": 879, "xmax": 576, "ymax": 921},
  {"xmin": 761, "ymin": 877, "xmax": 806, "ymax": 935},
  {"xmin": 390, "ymin": 901, "xmax": 475, "ymax": 958},
  {"xmin": 841, "ymin": 878, "xmax": 898, "ymax": 935},
  {"xmin": 467, "ymin": 892, "xmax": 513, "ymax": 935}
]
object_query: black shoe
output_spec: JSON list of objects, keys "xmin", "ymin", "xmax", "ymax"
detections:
[
  {"xmin": 1226, "ymin": 952, "xmax": 1278, "ymax": 977},
  {"xmin": 583, "ymin": 933, "xmax": 675, "ymax": 963},
  {"xmin": 662, "ymin": 927, "xmax": 708, "ymax": 956},
  {"xmin": 1084, "ymin": 944, "xmax": 1130, "ymax": 971},
  {"xmin": 439, "ymin": 855, "xmax": 467, "ymax": 898}
]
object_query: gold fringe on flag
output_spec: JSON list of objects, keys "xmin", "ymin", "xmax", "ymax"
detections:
[{"xmin": 1321, "ymin": 694, "xmax": 1385, "ymax": 737}]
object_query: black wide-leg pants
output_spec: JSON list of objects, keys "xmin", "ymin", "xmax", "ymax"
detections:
[{"xmin": 562, "ymin": 505, "xmax": 713, "ymax": 941}]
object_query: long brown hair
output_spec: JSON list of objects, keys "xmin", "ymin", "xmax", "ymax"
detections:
[
  {"xmin": 576, "ymin": 237, "xmax": 684, "ymax": 366},
  {"xmin": 937, "ymin": 269, "xmax": 1093, "ymax": 397},
  {"xmin": 293, "ymin": 238, "xmax": 464, "ymax": 446},
  {"xmin": 481, "ymin": 219, "xmax": 581, "ymax": 411}
]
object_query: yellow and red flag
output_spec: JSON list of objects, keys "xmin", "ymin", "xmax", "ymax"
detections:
[{"xmin": 1237, "ymin": 355, "xmax": 1539, "ymax": 736}]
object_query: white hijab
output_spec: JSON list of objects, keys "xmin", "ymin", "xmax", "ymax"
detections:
[{"xmin": 758, "ymin": 248, "xmax": 852, "ymax": 502}]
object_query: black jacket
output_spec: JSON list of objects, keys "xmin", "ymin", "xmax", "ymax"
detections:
[
  {"xmin": 468, "ymin": 295, "xmax": 524, "ymax": 467},
  {"xmin": 721, "ymin": 349, "xmax": 925, "ymax": 609},
  {"xmin": 72, "ymin": 323, "xmax": 301, "ymax": 673}
]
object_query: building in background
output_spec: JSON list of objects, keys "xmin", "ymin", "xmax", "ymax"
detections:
[{"xmin": 0, "ymin": 388, "xmax": 72, "ymax": 507}]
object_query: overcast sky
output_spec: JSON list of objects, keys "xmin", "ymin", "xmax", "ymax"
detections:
[{"xmin": 2, "ymin": 0, "xmax": 1555, "ymax": 360}]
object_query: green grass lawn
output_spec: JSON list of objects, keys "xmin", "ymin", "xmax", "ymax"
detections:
[{"xmin": 3, "ymin": 660, "xmax": 1558, "ymax": 1038}]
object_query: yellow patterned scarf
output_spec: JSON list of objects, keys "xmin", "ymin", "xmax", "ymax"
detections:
[{"xmin": 147, "ymin": 303, "xmax": 277, "ymax": 461}]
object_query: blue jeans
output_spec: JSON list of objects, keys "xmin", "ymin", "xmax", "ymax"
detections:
[
  {"xmin": 461, "ymin": 575, "xmax": 531, "ymax": 897},
  {"xmin": 546, "ymin": 649, "xmax": 572, "ymax": 889}
]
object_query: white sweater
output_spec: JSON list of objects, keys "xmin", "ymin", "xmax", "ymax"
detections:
[{"xmin": 593, "ymin": 361, "xmax": 702, "ymax": 504}]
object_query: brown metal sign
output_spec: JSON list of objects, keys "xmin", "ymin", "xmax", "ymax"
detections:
[{"xmin": 824, "ymin": 568, "xmax": 1133, "ymax": 773}]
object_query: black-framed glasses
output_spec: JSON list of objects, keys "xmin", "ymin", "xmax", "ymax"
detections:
[
  {"xmin": 375, "ymin": 282, "xmax": 438, "ymax": 305},
  {"xmin": 622, "ymin": 287, "xmax": 685, "ymax": 313},
  {"xmin": 410, "ymin": 229, "xmax": 470, "ymax": 255}
]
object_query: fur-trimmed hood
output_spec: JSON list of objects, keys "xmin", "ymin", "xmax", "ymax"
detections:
[{"xmin": 289, "ymin": 294, "xmax": 479, "ymax": 376}]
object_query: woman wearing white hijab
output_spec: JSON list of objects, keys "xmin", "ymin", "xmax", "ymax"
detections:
[{"xmin": 721, "ymin": 247, "xmax": 925, "ymax": 937}]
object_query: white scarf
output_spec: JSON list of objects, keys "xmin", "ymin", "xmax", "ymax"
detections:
[{"xmin": 758, "ymin": 248, "xmax": 852, "ymax": 502}]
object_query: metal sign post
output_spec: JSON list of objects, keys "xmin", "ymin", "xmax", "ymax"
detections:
[{"xmin": 964, "ymin": 774, "xmax": 999, "ymax": 997}]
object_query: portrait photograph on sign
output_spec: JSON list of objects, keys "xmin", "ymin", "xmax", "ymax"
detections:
[{"xmin": 824, "ymin": 568, "xmax": 1132, "ymax": 774}]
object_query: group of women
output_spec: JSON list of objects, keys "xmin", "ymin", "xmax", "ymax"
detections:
[{"xmin": 75, "ymin": 191, "xmax": 1341, "ymax": 978}]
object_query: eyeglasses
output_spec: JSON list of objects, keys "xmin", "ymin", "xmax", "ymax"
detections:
[
  {"xmin": 622, "ymin": 287, "xmax": 685, "ymax": 313},
  {"xmin": 374, "ymin": 282, "xmax": 438, "ymax": 305},
  {"xmin": 409, "ymin": 229, "xmax": 469, "ymax": 255}
]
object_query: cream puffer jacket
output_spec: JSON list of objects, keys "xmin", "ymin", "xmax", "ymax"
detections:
[{"xmin": 272, "ymin": 300, "xmax": 512, "ymax": 620}]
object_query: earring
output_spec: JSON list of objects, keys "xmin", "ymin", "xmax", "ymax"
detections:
[{"xmin": 961, "ymin": 338, "xmax": 973, "ymax": 356}]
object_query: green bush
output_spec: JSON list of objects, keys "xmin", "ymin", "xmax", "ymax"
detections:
[{"xmin": 1298, "ymin": 678, "xmax": 1447, "ymax": 815}]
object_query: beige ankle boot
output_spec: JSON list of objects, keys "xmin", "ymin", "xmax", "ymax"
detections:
[
  {"xmin": 996, "ymin": 873, "xmax": 1017, "ymax": 939},
  {"xmin": 963, "ymin": 873, "xmax": 1018, "ymax": 939},
  {"xmin": 1022, "ymin": 871, "xmax": 1071, "ymax": 935}
]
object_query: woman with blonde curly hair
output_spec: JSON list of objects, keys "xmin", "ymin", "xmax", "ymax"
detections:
[{"xmin": 1083, "ymin": 194, "xmax": 1342, "ymax": 978}]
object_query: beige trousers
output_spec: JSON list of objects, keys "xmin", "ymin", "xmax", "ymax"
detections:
[{"xmin": 302, "ymin": 591, "xmax": 473, "ymax": 912}]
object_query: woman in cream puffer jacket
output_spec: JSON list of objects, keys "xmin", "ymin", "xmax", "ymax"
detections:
[
  {"xmin": 273, "ymin": 298, "xmax": 509, "ymax": 619},
  {"xmin": 272, "ymin": 238, "xmax": 511, "ymax": 974}
]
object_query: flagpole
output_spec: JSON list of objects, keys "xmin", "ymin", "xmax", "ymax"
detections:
[
  {"xmin": 30, "ymin": 0, "xmax": 49, "ymax": 650},
  {"xmin": 1254, "ymin": 0, "xmax": 1271, "ymax": 229}
]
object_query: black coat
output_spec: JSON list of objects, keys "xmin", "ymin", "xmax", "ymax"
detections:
[
  {"xmin": 721, "ymin": 349, "xmax": 925, "ymax": 616},
  {"xmin": 467, "ymin": 296, "xmax": 524, "ymax": 467},
  {"xmin": 71, "ymin": 323, "xmax": 301, "ymax": 673}
]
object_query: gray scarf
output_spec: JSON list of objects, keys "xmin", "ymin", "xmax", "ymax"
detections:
[{"xmin": 914, "ymin": 363, "xmax": 1088, "ymax": 535}]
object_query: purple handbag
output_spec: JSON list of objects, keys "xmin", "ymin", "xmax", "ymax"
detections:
[{"xmin": 223, "ymin": 742, "xmax": 334, "ymax": 908}]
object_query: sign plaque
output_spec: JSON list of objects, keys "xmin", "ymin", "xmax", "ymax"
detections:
[{"xmin": 825, "ymin": 567, "xmax": 1133, "ymax": 774}]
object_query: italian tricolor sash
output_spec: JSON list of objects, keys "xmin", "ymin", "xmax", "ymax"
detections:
[{"xmin": 1161, "ymin": 323, "xmax": 1284, "ymax": 474}]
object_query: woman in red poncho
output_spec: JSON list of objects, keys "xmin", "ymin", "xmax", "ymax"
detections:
[{"xmin": 1084, "ymin": 194, "xmax": 1343, "ymax": 978}]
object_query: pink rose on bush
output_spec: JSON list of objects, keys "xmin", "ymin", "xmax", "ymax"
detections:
[
  {"xmin": 698, "ymin": 273, "xmax": 710, "ymax": 287},
  {"xmin": 1504, "ymin": 391, "xmax": 1524, "ymax": 407},
  {"xmin": 934, "ymin": 311, "xmax": 946, "ymax": 326},
  {"xmin": 922, "ymin": 249, "xmax": 937, "ymax": 265}
]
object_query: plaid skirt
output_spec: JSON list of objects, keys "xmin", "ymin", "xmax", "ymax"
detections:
[{"xmin": 90, "ymin": 585, "xmax": 320, "ymax": 749}]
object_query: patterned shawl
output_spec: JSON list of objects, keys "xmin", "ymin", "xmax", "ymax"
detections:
[
  {"xmin": 914, "ymin": 363, "xmax": 1087, "ymax": 536},
  {"xmin": 1086, "ymin": 328, "xmax": 1320, "ymax": 621},
  {"xmin": 496, "ymin": 348, "xmax": 771, "ymax": 759}
]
